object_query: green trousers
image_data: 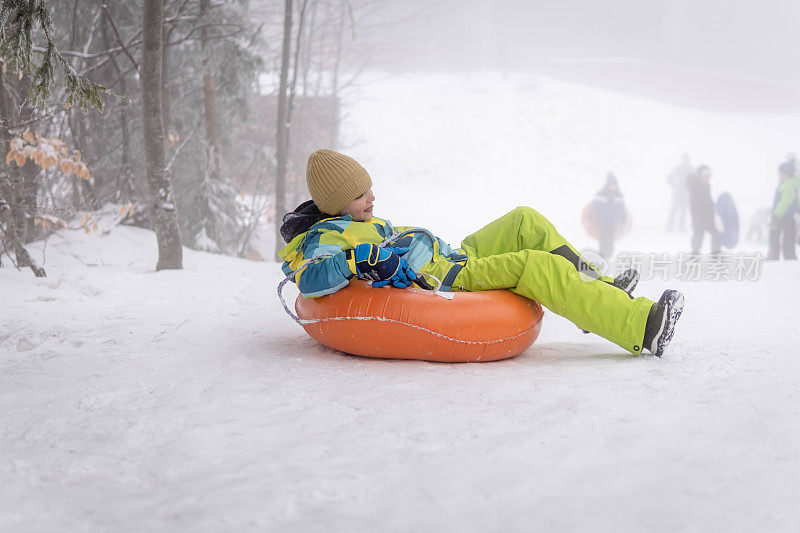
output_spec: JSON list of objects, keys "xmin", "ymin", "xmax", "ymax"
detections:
[{"xmin": 423, "ymin": 207, "xmax": 653, "ymax": 354}]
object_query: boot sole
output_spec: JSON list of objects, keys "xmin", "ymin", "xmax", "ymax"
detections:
[
  {"xmin": 653, "ymin": 292, "xmax": 685, "ymax": 357},
  {"xmin": 614, "ymin": 270, "xmax": 640, "ymax": 297}
]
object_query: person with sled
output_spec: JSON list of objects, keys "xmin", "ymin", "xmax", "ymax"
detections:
[
  {"xmin": 666, "ymin": 153, "xmax": 692, "ymax": 232},
  {"xmin": 586, "ymin": 172, "xmax": 627, "ymax": 260},
  {"xmin": 687, "ymin": 164, "xmax": 720, "ymax": 256},
  {"xmin": 279, "ymin": 149, "xmax": 685, "ymax": 357},
  {"xmin": 766, "ymin": 161, "xmax": 800, "ymax": 260}
]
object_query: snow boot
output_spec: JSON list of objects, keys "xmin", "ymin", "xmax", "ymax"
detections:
[{"xmin": 643, "ymin": 289, "xmax": 685, "ymax": 357}]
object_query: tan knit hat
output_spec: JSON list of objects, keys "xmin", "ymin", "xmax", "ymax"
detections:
[{"xmin": 306, "ymin": 149, "xmax": 372, "ymax": 215}]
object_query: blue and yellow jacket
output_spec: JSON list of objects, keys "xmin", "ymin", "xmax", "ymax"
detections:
[
  {"xmin": 772, "ymin": 176, "xmax": 800, "ymax": 219},
  {"xmin": 279, "ymin": 201, "xmax": 465, "ymax": 298}
]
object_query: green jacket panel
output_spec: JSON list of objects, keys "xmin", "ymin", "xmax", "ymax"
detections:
[{"xmin": 773, "ymin": 176, "xmax": 800, "ymax": 218}]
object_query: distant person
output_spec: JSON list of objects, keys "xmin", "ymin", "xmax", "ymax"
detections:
[
  {"xmin": 767, "ymin": 161, "xmax": 800, "ymax": 260},
  {"xmin": 687, "ymin": 164, "xmax": 720, "ymax": 255},
  {"xmin": 666, "ymin": 153, "xmax": 692, "ymax": 232},
  {"xmin": 587, "ymin": 172, "xmax": 627, "ymax": 260},
  {"xmin": 785, "ymin": 152, "xmax": 797, "ymax": 176}
]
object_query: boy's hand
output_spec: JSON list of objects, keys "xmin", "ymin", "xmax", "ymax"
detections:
[{"xmin": 353, "ymin": 243, "xmax": 417, "ymax": 288}]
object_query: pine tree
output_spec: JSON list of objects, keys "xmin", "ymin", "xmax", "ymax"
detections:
[{"xmin": 0, "ymin": 0, "xmax": 109, "ymax": 111}]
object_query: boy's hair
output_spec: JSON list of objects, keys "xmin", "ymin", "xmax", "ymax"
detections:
[
  {"xmin": 306, "ymin": 149, "xmax": 372, "ymax": 215},
  {"xmin": 779, "ymin": 161, "xmax": 795, "ymax": 177}
]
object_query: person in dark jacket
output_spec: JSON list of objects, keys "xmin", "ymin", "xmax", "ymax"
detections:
[
  {"xmin": 587, "ymin": 172, "xmax": 627, "ymax": 259},
  {"xmin": 687, "ymin": 164, "xmax": 720, "ymax": 255},
  {"xmin": 666, "ymin": 153, "xmax": 692, "ymax": 232},
  {"xmin": 767, "ymin": 161, "xmax": 800, "ymax": 260}
]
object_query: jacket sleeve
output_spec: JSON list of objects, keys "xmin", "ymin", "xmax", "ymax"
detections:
[
  {"xmin": 284, "ymin": 230, "xmax": 359, "ymax": 298},
  {"xmin": 294, "ymin": 249, "xmax": 357, "ymax": 298}
]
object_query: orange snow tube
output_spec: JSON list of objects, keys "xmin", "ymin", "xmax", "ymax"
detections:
[{"xmin": 295, "ymin": 280, "xmax": 544, "ymax": 363}]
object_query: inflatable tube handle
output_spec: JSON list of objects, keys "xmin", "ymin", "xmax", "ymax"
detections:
[
  {"xmin": 277, "ymin": 274, "xmax": 308, "ymax": 325},
  {"xmin": 277, "ymin": 255, "xmax": 332, "ymax": 326}
]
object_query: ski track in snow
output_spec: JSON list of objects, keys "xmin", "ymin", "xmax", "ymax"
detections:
[{"xmin": 3, "ymin": 72, "xmax": 800, "ymax": 532}]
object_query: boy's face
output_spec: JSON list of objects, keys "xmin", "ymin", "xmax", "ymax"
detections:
[{"xmin": 339, "ymin": 188, "xmax": 375, "ymax": 221}]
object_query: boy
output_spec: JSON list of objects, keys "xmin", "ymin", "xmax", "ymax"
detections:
[
  {"xmin": 767, "ymin": 161, "xmax": 800, "ymax": 260},
  {"xmin": 280, "ymin": 149, "xmax": 684, "ymax": 357}
]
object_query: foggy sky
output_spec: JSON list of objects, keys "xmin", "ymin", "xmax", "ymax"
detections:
[{"xmin": 355, "ymin": 0, "xmax": 800, "ymax": 111}]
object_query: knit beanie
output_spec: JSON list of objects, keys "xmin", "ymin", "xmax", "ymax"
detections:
[{"xmin": 306, "ymin": 149, "xmax": 372, "ymax": 215}]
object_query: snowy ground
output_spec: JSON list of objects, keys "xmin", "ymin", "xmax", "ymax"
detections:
[{"xmin": 3, "ymin": 73, "xmax": 800, "ymax": 531}]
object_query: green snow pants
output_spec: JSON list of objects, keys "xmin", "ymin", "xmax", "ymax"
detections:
[{"xmin": 426, "ymin": 206, "xmax": 654, "ymax": 354}]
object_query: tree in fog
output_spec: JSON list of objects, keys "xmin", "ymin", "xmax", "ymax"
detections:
[
  {"xmin": 0, "ymin": 0, "xmax": 107, "ymax": 276},
  {"xmin": 141, "ymin": 0, "xmax": 183, "ymax": 270},
  {"xmin": 1, "ymin": 0, "xmax": 266, "ymax": 272},
  {"xmin": 1, "ymin": 0, "xmax": 400, "ymax": 271},
  {"xmin": 177, "ymin": 0, "xmax": 264, "ymax": 255},
  {"xmin": 274, "ymin": 0, "xmax": 293, "ymax": 260},
  {"xmin": 270, "ymin": 0, "xmax": 373, "ymax": 259},
  {"xmin": 200, "ymin": 0, "xmax": 222, "ymax": 182}
]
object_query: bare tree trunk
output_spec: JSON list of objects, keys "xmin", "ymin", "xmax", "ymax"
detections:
[
  {"xmin": 332, "ymin": 0, "xmax": 345, "ymax": 100},
  {"xmin": 100, "ymin": 18, "xmax": 136, "ymax": 203},
  {"xmin": 330, "ymin": 0, "xmax": 346, "ymax": 148},
  {"xmin": 67, "ymin": 1, "xmax": 98, "ymax": 211},
  {"xmin": 301, "ymin": 0, "xmax": 318, "ymax": 98},
  {"xmin": 286, "ymin": 0, "xmax": 309, "ymax": 207},
  {"xmin": 312, "ymin": 0, "xmax": 330, "ymax": 98},
  {"xmin": 99, "ymin": 22, "xmax": 130, "ymax": 202},
  {"xmin": 68, "ymin": 108, "xmax": 96, "ymax": 210},
  {"xmin": 20, "ymin": 161, "xmax": 39, "ymax": 240},
  {"xmin": 0, "ymin": 69, "xmax": 45, "ymax": 277},
  {"xmin": 14, "ymin": 82, "xmax": 41, "ymax": 240},
  {"xmin": 274, "ymin": 0, "xmax": 293, "ymax": 260},
  {"xmin": 161, "ymin": 24, "xmax": 173, "ymax": 134},
  {"xmin": 200, "ymin": 0, "xmax": 221, "ymax": 181},
  {"xmin": 141, "ymin": 0, "xmax": 183, "ymax": 270},
  {"xmin": 118, "ymin": 102, "xmax": 135, "ymax": 202}
]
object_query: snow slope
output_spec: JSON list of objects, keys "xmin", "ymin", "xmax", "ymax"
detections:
[
  {"xmin": 339, "ymin": 72, "xmax": 798, "ymax": 255},
  {"xmin": 3, "ymin": 73, "xmax": 800, "ymax": 532}
]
